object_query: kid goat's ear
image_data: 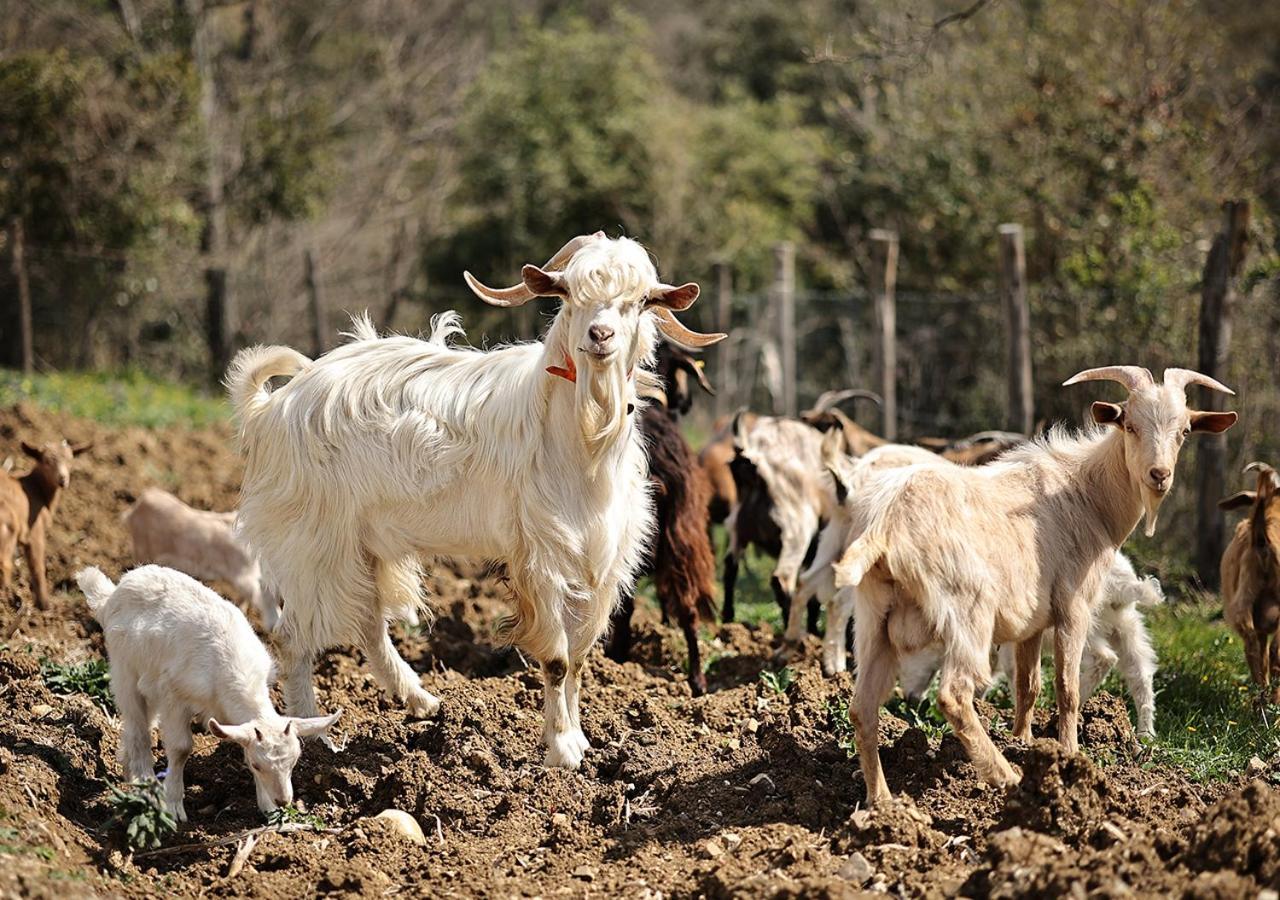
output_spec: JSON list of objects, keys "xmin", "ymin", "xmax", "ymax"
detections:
[{"xmin": 1218, "ymin": 491, "xmax": 1256, "ymax": 511}]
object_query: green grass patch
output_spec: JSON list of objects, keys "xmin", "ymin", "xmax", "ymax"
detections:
[
  {"xmin": 41, "ymin": 657, "xmax": 113, "ymax": 712},
  {"xmin": 1142, "ymin": 600, "xmax": 1280, "ymax": 781},
  {"xmin": 0, "ymin": 369, "xmax": 227, "ymax": 429}
]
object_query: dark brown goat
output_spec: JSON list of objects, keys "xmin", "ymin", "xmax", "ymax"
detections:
[
  {"xmin": 1220, "ymin": 461, "xmax": 1280, "ymax": 702},
  {"xmin": 606, "ymin": 344, "xmax": 718, "ymax": 695},
  {"xmin": 2, "ymin": 439, "xmax": 91, "ymax": 633}
]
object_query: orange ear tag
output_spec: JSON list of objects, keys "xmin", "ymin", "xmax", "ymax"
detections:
[{"xmin": 546, "ymin": 352, "xmax": 577, "ymax": 383}]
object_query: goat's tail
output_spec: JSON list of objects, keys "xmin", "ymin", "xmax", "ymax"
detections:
[
  {"xmin": 225, "ymin": 345, "xmax": 311, "ymax": 424},
  {"xmin": 76, "ymin": 567, "xmax": 116, "ymax": 619},
  {"xmin": 832, "ymin": 531, "xmax": 887, "ymax": 589}
]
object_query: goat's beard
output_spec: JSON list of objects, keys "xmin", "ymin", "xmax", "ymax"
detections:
[
  {"xmin": 575, "ymin": 357, "xmax": 632, "ymax": 472},
  {"xmin": 1141, "ymin": 488, "xmax": 1163, "ymax": 537}
]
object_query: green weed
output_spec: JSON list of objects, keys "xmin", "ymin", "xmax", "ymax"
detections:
[
  {"xmin": 106, "ymin": 781, "xmax": 176, "ymax": 851},
  {"xmin": 0, "ymin": 369, "xmax": 227, "ymax": 429},
  {"xmin": 41, "ymin": 657, "xmax": 113, "ymax": 711},
  {"xmin": 760, "ymin": 666, "xmax": 796, "ymax": 695},
  {"xmin": 266, "ymin": 804, "xmax": 327, "ymax": 829}
]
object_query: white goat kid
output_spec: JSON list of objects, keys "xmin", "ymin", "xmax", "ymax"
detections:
[
  {"xmin": 905, "ymin": 552, "xmax": 1166, "ymax": 737},
  {"xmin": 123, "ymin": 487, "xmax": 281, "ymax": 631},
  {"xmin": 77, "ymin": 565, "xmax": 338, "ymax": 821},
  {"xmin": 227, "ymin": 234, "xmax": 722, "ymax": 769},
  {"xmin": 834, "ymin": 366, "xmax": 1236, "ymax": 808},
  {"xmin": 1006, "ymin": 552, "xmax": 1164, "ymax": 736}
]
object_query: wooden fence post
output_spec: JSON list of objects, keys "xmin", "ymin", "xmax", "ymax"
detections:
[
  {"xmin": 182, "ymin": 0, "xmax": 233, "ymax": 383},
  {"xmin": 10, "ymin": 218, "xmax": 34, "ymax": 375},
  {"xmin": 772, "ymin": 242, "xmax": 797, "ymax": 416},
  {"xmin": 999, "ymin": 223, "xmax": 1033, "ymax": 434},
  {"xmin": 1195, "ymin": 200, "xmax": 1251, "ymax": 588},
  {"xmin": 304, "ymin": 247, "xmax": 326, "ymax": 359},
  {"xmin": 714, "ymin": 261, "xmax": 734, "ymax": 419},
  {"xmin": 869, "ymin": 229, "xmax": 898, "ymax": 440}
]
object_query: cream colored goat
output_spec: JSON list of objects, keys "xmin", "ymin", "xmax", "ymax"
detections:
[
  {"xmin": 834, "ymin": 366, "xmax": 1236, "ymax": 808},
  {"xmin": 123, "ymin": 488, "xmax": 280, "ymax": 631}
]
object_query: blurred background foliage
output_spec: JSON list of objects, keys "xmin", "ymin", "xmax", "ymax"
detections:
[{"xmin": 2, "ymin": 0, "xmax": 1280, "ymax": 576}]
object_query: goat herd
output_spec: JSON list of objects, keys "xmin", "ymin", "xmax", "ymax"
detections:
[{"xmin": 3, "ymin": 232, "xmax": 1278, "ymax": 830}]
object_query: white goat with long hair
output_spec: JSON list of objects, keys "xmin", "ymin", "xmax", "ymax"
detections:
[
  {"xmin": 834, "ymin": 366, "xmax": 1236, "ymax": 808},
  {"xmin": 227, "ymin": 233, "xmax": 722, "ymax": 769}
]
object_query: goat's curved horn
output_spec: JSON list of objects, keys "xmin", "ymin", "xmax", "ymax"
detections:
[
  {"xmin": 1245, "ymin": 461, "xmax": 1277, "ymax": 478},
  {"xmin": 1062, "ymin": 365, "xmax": 1155, "ymax": 392},
  {"xmin": 650, "ymin": 306, "xmax": 727, "ymax": 348},
  {"xmin": 807, "ymin": 388, "xmax": 884, "ymax": 415},
  {"xmin": 1163, "ymin": 368, "xmax": 1235, "ymax": 396},
  {"xmin": 462, "ymin": 232, "xmax": 605, "ymax": 308}
]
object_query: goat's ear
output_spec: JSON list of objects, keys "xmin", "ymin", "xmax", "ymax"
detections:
[
  {"xmin": 69, "ymin": 441, "xmax": 93, "ymax": 456},
  {"xmin": 520, "ymin": 265, "xmax": 569, "ymax": 298},
  {"xmin": 1218, "ymin": 491, "xmax": 1256, "ymax": 511},
  {"xmin": 208, "ymin": 719, "xmax": 253, "ymax": 745},
  {"xmin": 291, "ymin": 709, "xmax": 342, "ymax": 738},
  {"xmin": 20, "ymin": 442, "xmax": 40, "ymax": 459},
  {"xmin": 1090, "ymin": 401, "xmax": 1124, "ymax": 428},
  {"xmin": 647, "ymin": 282, "xmax": 699, "ymax": 312},
  {"xmin": 1189, "ymin": 410, "xmax": 1238, "ymax": 434}
]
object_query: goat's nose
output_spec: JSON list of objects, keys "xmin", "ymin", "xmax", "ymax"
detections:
[
  {"xmin": 588, "ymin": 325, "xmax": 614, "ymax": 345},
  {"xmin": 1149, "ymin": 467, "xmax": 1170, "ymax": 484}
]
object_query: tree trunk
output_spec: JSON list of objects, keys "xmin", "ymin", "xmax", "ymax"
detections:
[
  {"xmin": 1195, "ymin": 200, "xmax": 1251, "ymax": 589},
  {"xmin": 10, "ymin": 218, "xmax": 34, "ymax": 375},
  {"xmin": 182, "ymin": 0, "xmax": 232, "ymax": 383}
]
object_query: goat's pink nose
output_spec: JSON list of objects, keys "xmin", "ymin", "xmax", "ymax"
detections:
[
  {"xmin": 1149, "ymin": 467, "xmax": 1170, "ymax": 484},
  {"xmin": 588, "ymin": 325, "xmax": 614, "ymax": 344}
]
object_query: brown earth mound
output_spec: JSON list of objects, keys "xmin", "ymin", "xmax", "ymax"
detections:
[{"xmin": 0, "ymin": 403, "xmax": 1270, "ymax": 897}]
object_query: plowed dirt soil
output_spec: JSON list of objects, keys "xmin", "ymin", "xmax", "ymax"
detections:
[{"xmin": 0, "ymin": 403, "xmax": 1274, "ymax": 898}]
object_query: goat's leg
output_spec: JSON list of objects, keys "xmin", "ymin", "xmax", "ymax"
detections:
[
  {"xmin": 277, "ymin": 627, "xmax": 324, "ymax": 721},
  {"xmin": 604, "ymin": 588, "xmax": 635, "ymax": 664},
  {"xmin": 361, "ymin": 605, "xmax": 440, "ymax": 719},
  {"xmin": 721, "ymin": 551, "xmax": 739, "ymax": 623},
  {"xmin": 540, "ymin": 631, "xmax": 582, "ymax": 769},
  {"xmin": 113, "ymin": 669, "xmax": 156, "ymax": 782},
  {"xmin": 674, "ymin": 599, "xmax": 706, "ymax": 696},
  {"xmin": 1053, "ymin": 606, "xmax": 1089, "ymax": 756},
  {"xmin": 1079, "ymin": 634, "xmax": 1118, "ymax": 701},
  {"xmin": 850, "ymin": 609, "xmax": 898, "ymax": 808},
  {"xmin": 778, "ymin": 525, "xmax": 816, "ymax": 644},
  {"xmin": 157, "ymin": 709, "xmax": 193, "ymax": 823},
  {"xmin": 823, "ymin": 584, "xmax": 854, "ymax": 675},
  {"xmin": 1242, "ymin": 629, "xmax": 1266, "ymax": 689},
  {"xmin": 937, "ymin": 666, "xmax": 1020, "ymax": 788},
  {"xmin": 1268, "ymin": 632, "xmax": 1280, "ymax": 705},
  {"xmin": 23, "ymin": 526, "xmax": 49, "ymax": 611},
  {"xmin": 1011, "ymin": 632, "xmax": 1044, "ymax": 741},
  {"xmin": 1111, "ymin": 607, "xmax": 1157, "ymax": 737}
]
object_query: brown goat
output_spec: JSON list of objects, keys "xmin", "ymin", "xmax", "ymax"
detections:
[
  {"xmin": 1220, "ymin": 461, "xmax": 1280, "ymax": 703},
  {"xmin": 1, "ymin": 439, "xmax": 91, "ymax": 628},
  {"xmin": 607, "ymin": 343, "xmax": 718, "ymax": 695}
]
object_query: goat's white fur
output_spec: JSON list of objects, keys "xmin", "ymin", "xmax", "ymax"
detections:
[
  {"xmin": 902, "ymin": 552, "xmax": 1164, "ymax": 737},
  {"xmin": 122, "ymin": 487, "xmax": 281, "ymax": 631},
  {"xmin": 229, "ymin": 236, "xmax": 680, "ymax": 769},
  {"xmin": 77, "ymin": 565, "xmax": 338, "ymax": 820},
  {"xmin": 832, "ymin": 371, "xmax": 1234, "ymax": 807}
]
